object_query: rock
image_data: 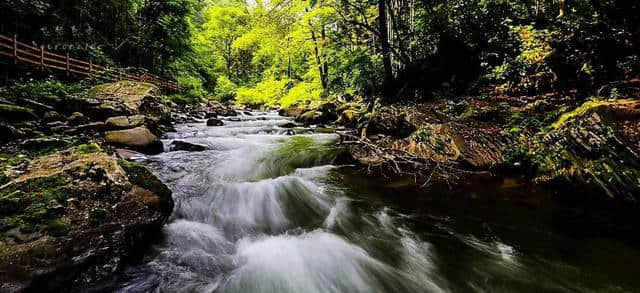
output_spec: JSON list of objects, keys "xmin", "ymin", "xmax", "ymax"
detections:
[
  {"xmin": 105, "ymin": 126, "xmax": 163, "ymax": 154},
  {"xmin": 18, "ymin": 98, "xmax": 55, "ymax": 114},
  {"xmin": 169, "ymin": 140, "xmax": 208, "ymax": 152},
  {"xmin": 204, "ymin": 112, "xmax": 217, "ymax": 119},
  {"xmin": 105, "ymin": 115, "xmax": 158, "ymax": 134},
  {"xmin": 67, "ymin": 112, "xmax": 89, "ymax": 126},
  {"xmin": 43, "ymin": 111, "xmax": 65, "ymax": 123},
  {"xmin": 243, "ymin": 111, "xmax": 253, "ymax": 116},
  {"xmin": 115, "ymin": 148, "xmax": 148, "ymax": 162},
  {"xmin": 279, "ymin": 105, "xmax": 307, "ymax": 118},
  {"xmin": 207, "ymin": 118, "xmax": 224, "ymax": 126},
  {"xmin": 0, "ymin": 103, "xmax": 38, "ymax": 122},
  {"xmin": 65, "ymin": 122, "xmax": 106, "ymax": 135},
  {"xmin": 191, "ymin": 100, "xmax": 237, "ymax": 117},
  {"xmin": 84, "ymin": 81, "xmax": 169, "ymax": 121},
  {"xmin": 280, "ymin": 122, "xmax": 297, "ymax": 128},
  {"xmin": 50, "ymin": 125, "xmax": 71, "ymax": 134},
  {"xmin": 295, "ymin": 104, "xmax": 339, "ymax": 125},
  {"xmin": 0, "ymin": 123, "xmax": 21, "ymax": 142},
  {"xmin": 531, "ymin": 99, "xmax": 640, "ymax": 201},
  {"xmin": 0, "ymin": 151, "xmax": 173, "ymax": 291},
  {"xmin": 20, "ymin": 137, "xmax": 69, "ymax": 151},
  {"xmin": 367, "ymin": 108, "xmax": 416, "ymax": 139}
]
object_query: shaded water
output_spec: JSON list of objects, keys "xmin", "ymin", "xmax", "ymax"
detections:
[{"xmin": 100, "ymin": 111, "xmax": 640, "ymax": 292}]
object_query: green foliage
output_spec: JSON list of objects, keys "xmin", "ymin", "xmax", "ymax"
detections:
[
  {"xmin": 214, "ymin": 75, "xmax": 238, "ymax": 101},
  {"xmin": 235, "ymin": 77, "xmax": 289, "ymax": 107},
  {"xmin": 74, "ymin": 143, "xmax": 103, "ymax": 155}
]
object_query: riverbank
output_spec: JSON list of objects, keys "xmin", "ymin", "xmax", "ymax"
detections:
[{"xmin": 278, "ymin": 85, "xmax": 640, "ymax": 208}]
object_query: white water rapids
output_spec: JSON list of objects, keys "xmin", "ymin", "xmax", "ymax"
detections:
[{"xmin": 94, "ymin": 111, "xmax": 640, "ymax": 293}]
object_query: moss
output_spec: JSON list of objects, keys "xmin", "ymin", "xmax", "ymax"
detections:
[
  {"xmin": 0, "ymin": 103, "xmax": 37, "ymax": 122},
  {"xmin": 117, "ymin": 159, "xmax": 171, "ymax": 201},
  {"xmin": 74, "ymin": 143, "xmax": 103, "ymax": 155},
  {"xmin": 551, "ymin": 99, "xmax": 636, "ymax": 129},
  {"xmin": 46, "ymin": 219, "xmax": 69, "ymax": 236},
  {"xmin": 459, "ymin": 104, "xmax": 476, "ymax": 120},
  {"xmin": 0, "ymin": 174, "xmax": 77, "ymax": 240},
  {"xmin": 255, "ymin": 136, "xmax": 343, "ymax": 179}
]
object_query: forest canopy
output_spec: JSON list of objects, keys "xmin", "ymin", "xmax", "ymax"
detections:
[{"xmin": 2, "ymin": 0, "xmax": 639, "ymax": 107}]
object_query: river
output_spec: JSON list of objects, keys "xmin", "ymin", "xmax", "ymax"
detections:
[{"xmin": 96, "ymin": 111, "xmax": 640, "ymax": 292}]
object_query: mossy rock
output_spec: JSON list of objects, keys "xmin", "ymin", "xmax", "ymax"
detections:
[
  {"xmin": 0, "ymin": 103, "xmax": 38, "ymax": 122},
  {"xmin": 117, "ymin": 159, "xmax": 173, "ymax": 214}
]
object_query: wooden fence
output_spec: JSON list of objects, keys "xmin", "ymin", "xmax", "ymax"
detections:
[{"xmin": 0, "ymin": 33, "xmax": 181, "ymax": 92}]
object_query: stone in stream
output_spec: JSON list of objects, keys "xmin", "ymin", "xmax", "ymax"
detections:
[
  {"xmin": 169, "ymin": 140, "xmax": 208, "ymax": 152},
  {"xmin": 115, "ymin": 148, "xmax": 148, "ymax": 161},
  {"xmin": 105, "ymin": 126, "xmax": 163, "ymax": 154},
  {"xmin": 207, "ymin": 118, "xmax": 224, "ymax": 126},
  {"xmin": 280, "ymin": 122, "xmax": 297, "ymax": 128}
]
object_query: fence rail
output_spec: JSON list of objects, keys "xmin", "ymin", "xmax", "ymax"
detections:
[{"xmin": 0, "ymin": 33, "xmax": 181, "ymax": 92}]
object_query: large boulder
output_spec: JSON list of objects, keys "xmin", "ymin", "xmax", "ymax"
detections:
[
  {"xmin": 0, "ymin": 150, "xmax": 173, "ymax": 292},
  {"xmin": 82, "ymin": 81, "xmax": 170, "ymax": 121},
  {"xmin": 529, "ymin": 99, "xmax": 640, "ymax": 201},
  {"xmin": 206, "ymin": 118, "xmax": 224, "ymax": 126},
  {"xmin": 169, "ymin": 140, "xmax": 208, "ymax": 152},
  {"xmin": 105, "ymin": 126, "xmax": 163, "ymax": 154},
  {"xmin": 105, "ymin": 115, "xmax": 159, "ymax": 134}
]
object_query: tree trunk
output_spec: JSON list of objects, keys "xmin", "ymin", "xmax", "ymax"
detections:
[
  {"xmin": 310, "ymin": 26, "xmax": 328, "ymax": 89},
  {"xmin": 378, "ymin": 0, "xmax": 394, "ymax": 98}
]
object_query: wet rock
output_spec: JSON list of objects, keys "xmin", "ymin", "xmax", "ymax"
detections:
[
  {"xmin": 169, "ymin": 140, "xmax": 208, "ymax": 152},
  {"xmin": 280, "ymin": 122, "xmax": 297, "ymax": 128},
  {"xmin": 105, "ymin": 126, "xmax": 163, "ymax": 154},
  {"xmin": 207, "ymin": 118, "xmax": 224, "ymax": 126},
  {"xmin": 115, "ymin": 149, "xmax": 148, "ymax": 162}
]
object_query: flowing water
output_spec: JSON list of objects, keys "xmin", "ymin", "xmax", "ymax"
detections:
[{"xmin": 98, "ymin": 111, "xmax": 640, "ymax": 292}]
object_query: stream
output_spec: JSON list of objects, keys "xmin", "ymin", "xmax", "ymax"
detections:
[{"xmin": 97, "ymin": 111, "xmax": 640, "ymax": 292}]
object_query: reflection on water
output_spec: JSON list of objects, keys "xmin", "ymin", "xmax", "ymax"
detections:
[{"xmin": 96, "ymin": 111, "xmax": 640, "ymax": 293}]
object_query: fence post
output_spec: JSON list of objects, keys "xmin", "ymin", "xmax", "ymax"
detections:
[
  {"xmin": 40, "ymin": 45, "xmax": 44, "ymax": 71},
  {"xmin": 66, "ymin": 52, "xmax": 70, "ymax": 76},
  {"xmin": 13, "ymin": 34, "xmax": 17, "ymax": 64}
]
